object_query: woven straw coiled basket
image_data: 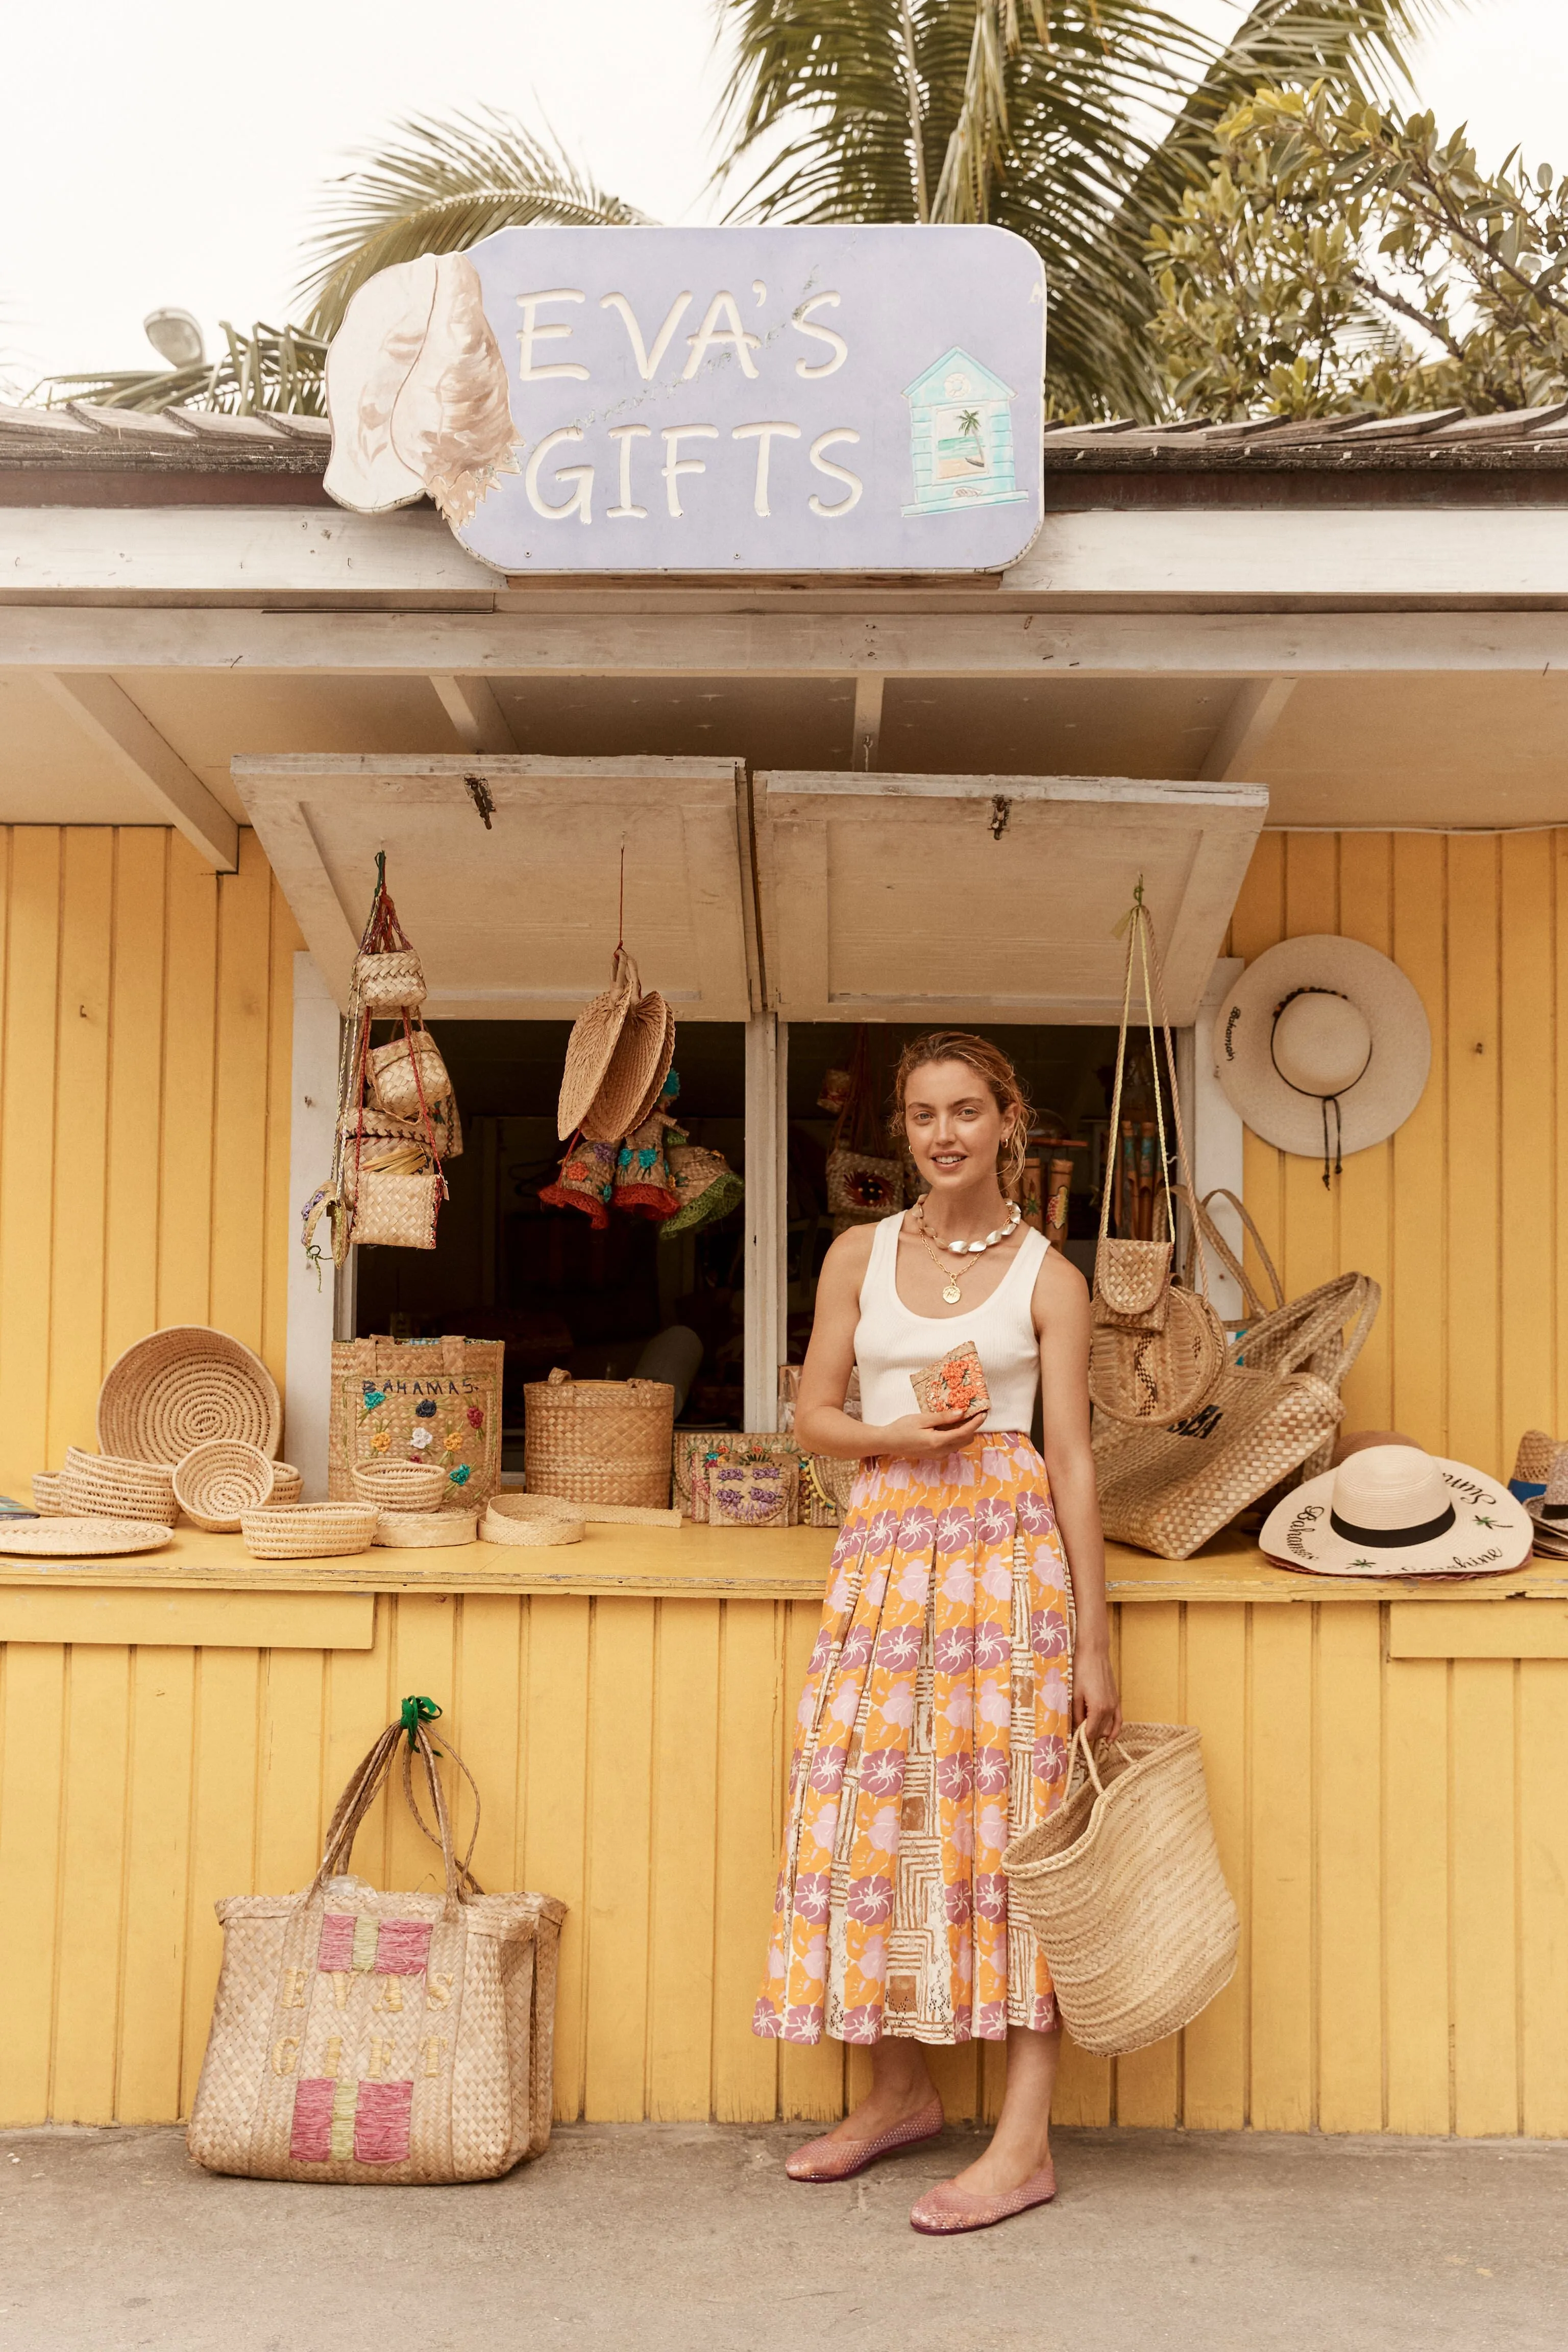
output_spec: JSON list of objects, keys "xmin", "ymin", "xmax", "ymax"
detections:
[
  {"xmin": 61, "ymin": 1446, "xmax": 178, "ymax": 1522},
  {"xmin": 522, "ymin": 1369, "xmax": 674, "ymax": 1509},
  {"xmin": 97, "ymin": 1326, "xmax": 281, "ymax": 1463},
  {"xmin": 351, "ymin": 1461, "xmax": 447, "ymax": 1512},
  {"xmin": 240, "ymin": 1503, "xmax": 379, "ymax": 1560},
  {"xmin": 1002, "ymin": 1721, "xmax": 1239, "ymax": 2055},
  {"xmin": 173, "ymin": 1440, "xmax": 278, "ymax": 1533}
]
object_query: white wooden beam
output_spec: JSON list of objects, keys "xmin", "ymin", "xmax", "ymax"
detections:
[
  {"xmin": 13, "ymin": 606, "xmax": 1568, "ymax": 678},
  {"xmin": 851, "ymin": 675, "xmax": 884, "ymax": 771},
  {"xmin": 743, "ymin": 1014, "xmax": 788, "ymax": 1429},
  {"xmin": 35, "ymin": 671, "xmax": 238, "ymax": 869},
  {"xmin": 429, "ymin": 674, "xmax": 517, "ymax": 753},
  {"xmin": 285, "ymin": 952, "xmax": 340, "ymax": 1499},
  {"xmin": 1199, "ymin": 678, "xmax": 1296, "ymax": 784}
]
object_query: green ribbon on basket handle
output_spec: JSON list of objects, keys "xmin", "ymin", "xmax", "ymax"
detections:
[{"xmin": 400, "ymin": 1694, "xmax": 443, "ymax": 1752}]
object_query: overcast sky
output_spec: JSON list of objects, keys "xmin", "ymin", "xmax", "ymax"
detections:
[{"xmin": 4, "ymin": 1, "xmax": 1563, "ymax": 388}]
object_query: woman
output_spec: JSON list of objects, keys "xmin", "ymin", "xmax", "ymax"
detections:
[{"xmin": 753, "ymin": 1032, "xmax": 1120, "ymax": 2235}]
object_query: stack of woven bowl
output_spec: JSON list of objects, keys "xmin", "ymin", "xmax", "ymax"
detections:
[
  {"xmin": 351, "ymin": 1459, "xmax": 479, "ymax": 1550},
  {"xmin": 23, "ymin": 1326, "xmax": 348, "ymax": 1561}
]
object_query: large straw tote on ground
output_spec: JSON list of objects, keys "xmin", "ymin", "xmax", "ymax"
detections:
[
  {"xmin": 329, "ymin": 1336, "xmax": 503, "ymax": 1511},
  {"xmin": 1089, "ymin": 896, "xmax": 1226, "ymax": 1426},
  {"xmin": 1002, "ymin": 1722, "xmax": 1238, "ymax": 2055},
  {"xmin": 97, "ymin": 1324, "xmax": 282, "ymax": 1462},
  {"xmin": 524, "ymin": 1367, "xmax": 674, "ymax": 1509},
  {"xmin": 187, "ymin": 1704, "xmax": 566, "ymax": 2184}
]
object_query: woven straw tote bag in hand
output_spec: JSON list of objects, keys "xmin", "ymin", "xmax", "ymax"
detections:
[
  {"xmin": 1089, "ymin": 896, "xmax": 1226, "ymax": 1427},
  {"xmin": 188, "ymin": 1701, "xmax": 566, "ymax": 2184},
  {"xmin": 1002, "ymin": 1721, "xmax": 1239, "ymax": 2055}
]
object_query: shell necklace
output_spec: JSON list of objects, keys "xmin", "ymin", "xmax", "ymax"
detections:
[{"xmin": 913, "ymin": 1199, "xmax": 1022, "ymax": 1305}]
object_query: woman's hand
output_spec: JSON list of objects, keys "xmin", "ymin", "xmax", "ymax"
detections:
[
  {"xmin": 1073, "ymin": 1640, "xmax": 1122, "ymax": 1747},
  {"xmin": 871, "ymin": 1407, "xmax": 988, "ymax": 1459}
]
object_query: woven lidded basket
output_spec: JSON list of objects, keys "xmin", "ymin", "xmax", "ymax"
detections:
[
  {"xmin": 354, "ymin": 947, "xmax": 426, "ymax": 1011},
  {"xmin": 98, "ymin": 1326, "xmax": 281, "ymax": 1464},
  {"xmin": 1002, "ymin": 1722, "xmax": 1239, "ymax": 2055},
  {"xmin": 368, "ymin": 1033, "xmax": 451, "ymax": 1121},
  {"xmin": 240, "ymin": 1504, "xmax": 379, "ymax": 1560},
  {"xmin": 352, "ymin": 1461, "xmax": 447, "ymax": 1512},
  {"xmin": 61, "ymin": 1446, "xmax": 178, "ymax": 1522},
  {"xmin": 522, "ymin": 1369, "xmax": 674, "ymax": 1509},
  {"xmin": 173, "ymin": 1440, "xmax": 278, "ymax": 1533}
]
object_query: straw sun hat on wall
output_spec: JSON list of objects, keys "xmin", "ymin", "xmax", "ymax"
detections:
[{"xmin": 1214, "ymin": 936, "xmax": 1431, "ymax": 1183}]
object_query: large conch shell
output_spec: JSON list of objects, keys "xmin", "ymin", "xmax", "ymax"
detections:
[{"xmin": 324, "ymin": 252, "xmax": 519, "ymax": 525}]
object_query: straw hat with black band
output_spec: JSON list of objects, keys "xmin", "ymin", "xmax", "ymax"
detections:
[
  {"xmin": 1260, "ymin": 1441, "xmax": 1532, "ymax": 1580},
  {"xmin": 1214, "ymin": 937, "xmax": 1431, "ymax": 1186}
]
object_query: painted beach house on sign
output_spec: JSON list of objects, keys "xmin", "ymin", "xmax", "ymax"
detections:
[{"xmin": 323, "ymin": 225, "xmax": 1045, "ymax": 574}]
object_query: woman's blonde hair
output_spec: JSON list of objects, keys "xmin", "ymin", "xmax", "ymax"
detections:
[{"xmin": 892, "ymin": 1032, "xmax": 1032, "ymax": 1201}]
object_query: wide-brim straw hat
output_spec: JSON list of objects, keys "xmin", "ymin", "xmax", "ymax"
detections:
[
  {"xmin": 557, "ymin": 949, "xmax": 638, "ymax": 1140},
  {"xmin": 579, "ymin": 982, "xmax": 674, "ymax": 1144},
  {"xmin": 1260, "ymin": 1441, "xmax": 1532, "ymax": 1580},
  {"xmin": 1214, "ymin": 936, "xmax": 1431, "ymax": 1160}
]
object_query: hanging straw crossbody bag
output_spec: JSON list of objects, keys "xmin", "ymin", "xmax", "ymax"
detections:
[
  {"xmin": 1089, "ymin": 892, "xmax": 1226, "ymax": 1426},
  {"xmin": 187, "ymin": 1701, "xmax": 564, "ymax": 2184},
  {"xmin": 1002, "ymin": 1720, "xmax": 1239, "ymax": 2055}
]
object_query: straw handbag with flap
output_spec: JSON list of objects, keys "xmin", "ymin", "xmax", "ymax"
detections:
[
  {"xmin": 188, "ymin": 1700, "xmax": 565, "ymax": 2184},
  {"xmin": 1002, "ymin": 1720, "xmax": 1238, "ymax": 2055},
  {"xmin": 1089, "ymin": 894, "xmax": 1226, "ymax": 1426}
]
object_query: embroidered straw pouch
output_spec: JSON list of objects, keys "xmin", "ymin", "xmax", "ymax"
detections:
[
  {"xmin": 1002, "ymin": 1721, "xmax": 1238, "ymax": 2055},
  {"xmin": 188, "ymin": 1704, "xmax": 565, "ymax": 2184}
]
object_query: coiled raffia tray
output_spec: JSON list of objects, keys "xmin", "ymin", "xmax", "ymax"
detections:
[
  {"xmin": 374, "ymin": 1510, "xmax": 479, "ymax": 1549},
  {"xmin": 173, "ymin": 1440, "xmax": 278, "ymax": 1533},
  {"xmin": 240, "ymin": 1503, "xmax": 378, "ymax": 1560},
  {"xmin": 0, "ymin": 1517, "xmax": 173, "ymax": 1558},
  {"xmin": 351, "ymin": 1461, "xmax": 447, "ymax": 1512},
  {"xmin": 481, "ymin": 1503, "xmax": 584, "ymax": 1548},
  {"xmin": 98, "ymin": 1325, "xmax": 282, "ymax": 1464},
  {"xmin": 61, "ymin": 1446, "xmax": 178, "ymax": 1522}
]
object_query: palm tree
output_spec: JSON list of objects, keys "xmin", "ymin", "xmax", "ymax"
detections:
[{"xmin": 717, "ymin": 0, "xmax": 1460, "ymax": 416}]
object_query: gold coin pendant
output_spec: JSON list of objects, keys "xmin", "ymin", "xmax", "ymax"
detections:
[{"xmin": 942, "ymin": 1279, "xmax": 963, "ymax": 1305}]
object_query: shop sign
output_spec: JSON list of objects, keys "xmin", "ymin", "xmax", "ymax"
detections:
[{"xmin": 323, "ymin": 225, "xmax": 1045, "ymax": 574}]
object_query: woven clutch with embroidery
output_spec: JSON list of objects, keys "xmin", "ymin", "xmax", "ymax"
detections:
[{"xmin": 910, "ymin": 1341, "xmax": 990, "ymax": 1420}]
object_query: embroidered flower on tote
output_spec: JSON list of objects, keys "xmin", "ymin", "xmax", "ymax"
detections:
[
  {"xmin": 369, "ymin": 1429, "xmax": 392, "ymax": 1454},
  {"xmin": 466, "ymin": 1406, "xmax": 485, "ymax": 1429},
  {"xmin": 443, "ymin": 1428, "xmax": 464, "ymax": 1452},
  {"xmin": 449, "ymin": 1463, "xmax": 472, "ymax": 1486},
  {"xmin": 414, "ymin": 1399, "xmax": 438, "ymax": 1419},
  {"xmin": 408, "ymin": 1427, "xmax": 434, "ymax": 1451}
]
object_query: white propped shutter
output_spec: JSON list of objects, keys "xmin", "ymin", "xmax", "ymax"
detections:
[
  {"xmin": 234, "ymin": 754, "xmax": 756, "ymax": 1019},
  {"xmin": 754, "ymin": 773, "xmax": 1267, "ymax": 1025}
]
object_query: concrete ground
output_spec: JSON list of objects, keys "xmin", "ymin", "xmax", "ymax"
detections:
[{"xmin": 2, "ymin": 2121, "xmax": 1564, "ymax": 2352}]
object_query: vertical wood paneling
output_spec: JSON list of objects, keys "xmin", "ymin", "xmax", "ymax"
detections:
[
  {"xmin": 0, "ymin": 825, "xmax": 298, "ymax": 1498},
  {"xmin": 0, "ymin": 1643, "xmax": 66, "ymax": 2123},
  {"xmin": 647, "ymin": 1600, "xmax": 720, "ymax": 2120},
  {"xmin": 1518, "ymin": 1660, "xmax": 1568, "ymax": 2136},
  {"xmin": 1387, "ymin": 836, "xmax": 1448, "ymax": 1450},
  {"xmin": 711, "ymin": 1601, "xmax": 781, "ymax": 2121},
  {"xmin": 522, "ymin": 1597, "xmax": 591, "ymax": 2120},
  {"xmin": 776, "ymin": 1599, "xmax": 844, "ymax": 2123},
  {"xmin": 1336, "ymin": 838, "xmax": 1394, "ymax": 1431},
  {"xmin": 1449, "ymin": 1659, "xmax": 1518, "ymax": 2137},
  {"xmin": 1499, "ymin": 835, "xmax": 1555, "ymax": 1448},
  {"xmin": 1114, "ymin": 1604, "xmax": 1182, "ymax": 2126},
  {"xmin": 1181, "ymin": 1603, "xmax": 1248, "ymax": 2128},
  {"xmin": 1248, "ymin": 1609, "xmax": 1314, "ymax": 2129},
  {"xmin": 50, "ymin": 1648, "xmax": 130, "ymax": 2122},
  {"xmin": 1314, "ymin": 1604, "xmax": 1383, "ymax": 2132},
  {"xmin": 116, "ymin": 1647, "xmax": 195, "ymax": 2123},
  {"xmin": 583, "ymin": 1599, "xmax": 656, "ymax": 2120},
  {"xmin": 1446, "ymin": 839, "xmax": 1501, "ymax": 1471},
  {"xmin": 1383, "ymin": 1657, "xmax": 1451, "ymax": 2133}
]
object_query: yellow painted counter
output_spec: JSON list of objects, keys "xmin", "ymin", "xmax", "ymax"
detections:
[{"xmin": 3, "ymin": 1519, "xmax": 1567, "ymax": 2138}]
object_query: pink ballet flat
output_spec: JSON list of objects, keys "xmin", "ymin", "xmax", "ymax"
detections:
[
  {"xmin": 785, "ymin": 2096, "xmax": 946, "ymax": 2183},
  {"xmin": 909, "ymin": 2159, "xmax": 1057, "ymax": 2235}
]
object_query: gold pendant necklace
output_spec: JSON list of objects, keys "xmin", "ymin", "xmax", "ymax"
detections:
[{"xmin": 914, "ymin": 1200, "xmax": 1020, "ymax": 1304}]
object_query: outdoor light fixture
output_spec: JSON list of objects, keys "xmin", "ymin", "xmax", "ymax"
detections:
[{"xmin": 142, "ymin": 307, "xmax": 205, "ymax": 369}]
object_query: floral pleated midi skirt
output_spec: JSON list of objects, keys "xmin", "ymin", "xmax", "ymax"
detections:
[{"xmin": 753, "ymin": 1435, "xmax": 1073, "ymax": 2048}]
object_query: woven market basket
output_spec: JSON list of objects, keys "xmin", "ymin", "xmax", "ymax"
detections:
[
  {"xmin": 240, "ymin": 1503, "xmax": 379, "ymax": 1560},
  {"xmin": 173, "ymin": 1440, "xmax": 279, "ymax": 1533},
  {"xmin": 354, "ymin": 947, "xmax": 426, "ymax": 1011},
  {"xmin": 1002, "ymin": 1722, "xmax": 1239, "ymax": 2056},
  {"xmin": 351, "ymin": 1461, "xmax": 447, "ymax": 1513},
  {"xmin": 522, "ymin": 1370, "xmax": 674, "ymax": 1509},
  {"xmin": 352, "ymin": 1167, "xmax": 442, "ymax": 1251},
  {"xmin": 97, "ymin": 1326, "xmax": 281, "ymax": 1464},
  {"xmin": 61, "ymin": 1447, "xmax": 178, "ymax": 1523},
  {"xmin": 374, "ymin": 1510, "xmax": 479, "ymax": 1549},
  {"xmin": 31, "ymin": 1472, "xmax": 63, "ymax": 1515}
]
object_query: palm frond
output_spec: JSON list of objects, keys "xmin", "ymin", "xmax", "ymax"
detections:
[
  {"xmin": 298, "ymin": 108, "xmax": 651, "ymax": 340},
  {"xmin": 34, "ymin": 321, "xmax": 329, "ymax": 415}
]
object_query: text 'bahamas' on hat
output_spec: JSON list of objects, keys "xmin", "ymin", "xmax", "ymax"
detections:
[
  {"xmin": 1260, "ymin": 1441, "xmax": 1532, "ymax": 1580},
  {"xmin": 1215, "ymin": 936, "xmax": 1431, "ymax": 1172}
]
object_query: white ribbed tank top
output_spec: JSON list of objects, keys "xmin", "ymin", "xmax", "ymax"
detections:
[{"xmin": 853, "ymin": 1210, "xmax": 1048, "ymax": 1434}]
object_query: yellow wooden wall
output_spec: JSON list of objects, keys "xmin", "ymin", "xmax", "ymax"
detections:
[
  {"xmin": 1229, "ymin": 828, "xmax": 1568, "ymax": 1470},
  {"xmin": 5, "ymin": 1590, "xmax": 1565, "ymax": 2137},
  {"xmin": 0, "ymin": 826, "xmax": 300, "ymax": 1501}
]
